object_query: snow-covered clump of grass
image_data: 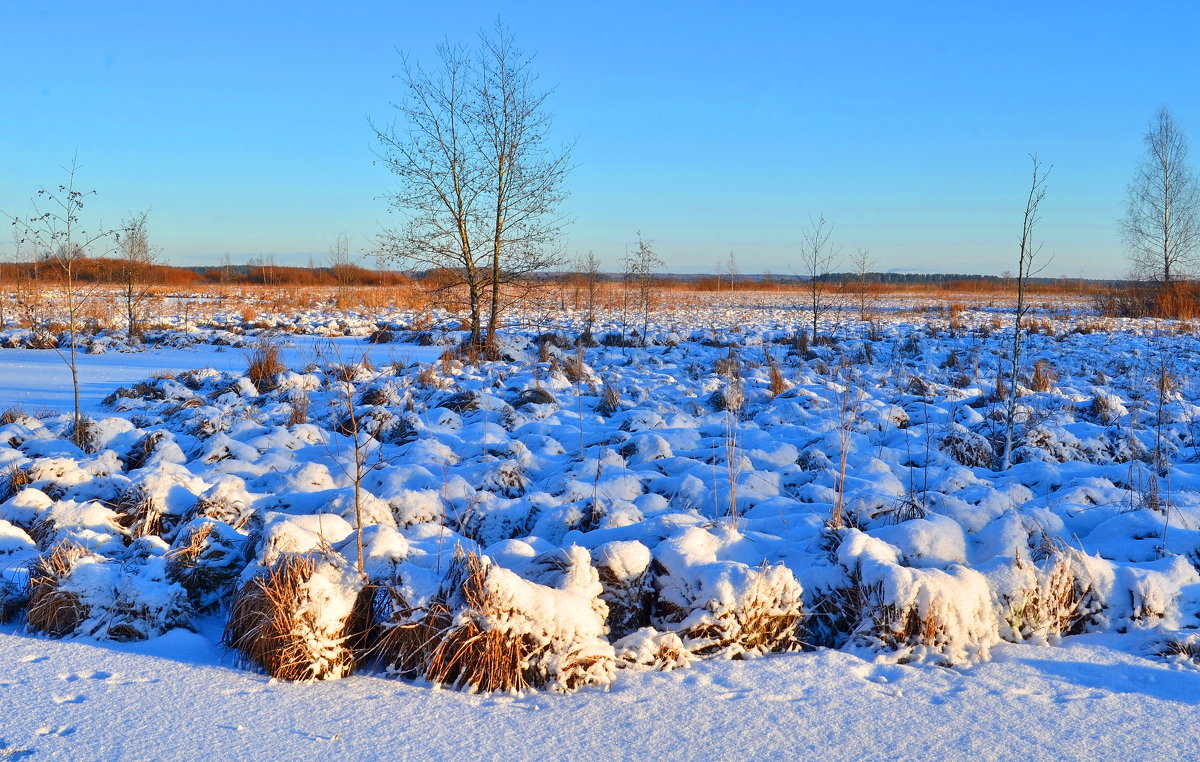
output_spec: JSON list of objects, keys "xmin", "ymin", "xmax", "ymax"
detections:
[
  {"xmin": 652, "ymin": 526, "xmax": 804, "ymax": 658},
  {"xmin": 612, "ymin": 626, "xmax": 691, "ymax": 671},
  {"xmin": 376, "ymin": 547, "xmax": 616, "ymax": 693},
  {"xmin": 224, "ymin": 551, "xmax": 371, "ymax": 681},
  {"xmin": 834, "ymin": 530, "xmax": 998, "ymax": 665},
  {"xmin": 27, "ymin": 539, "xmax": 192, "ymax": 640}
]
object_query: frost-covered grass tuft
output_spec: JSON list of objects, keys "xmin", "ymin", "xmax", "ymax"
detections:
[
  {"xmin": 26, "ymin": 540, "xmax": 93, "ymax": 636},
  {"xmin": 653, "ymin": 528, "xmax": 805, "ymax": 658},
  {"xmin": 376, "ymin": 549, "xmax": 616, "ymax": 693},
  {"xmin": 224, "ymin": 553, "xmax": 372, "ymax": 681}
]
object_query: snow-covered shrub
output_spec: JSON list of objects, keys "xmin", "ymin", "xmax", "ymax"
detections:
[
  {"xmin": 29, "ymin": 500, "xmax": 126, "ymax": 554},
  {"xmin": 1107, "ymin": 555, "xmax": 1199, "ymax": 630},
  {"xmin": 457, "ymin": 494, "xmax": 537, "ymax": 546},
  {"xmin": 613, "ymin": 627, "xmax": 691, "ymax": 671},
  {"xmin": 0, "ymin": 487, "xmax": 53, "ymax": 530},
  {"xmin": 983, "ymin": 549, "xmax": 1098, "ymax": 643},
  {"xmin": 0, "ymin": 519, "xmax": 37, "ymax": 556},
  {"xmin": 166, "ymin": 518, "xmax": 253, "ymax": 611},
  {"xmin": 27, "ymin": 540, "xmax": 192, "ymax": 640},
  {"xmin": 1150, "ymin": 632, "xmax": 1200, "ymax": 666},
  {"xmin": 592, "ymin": 540, "xmax": 653, "ymax": 638},
  {"xmin": 224, "ymin": 552, "xmax": 371, "ymax": 681},
  {"xmin": 0, "ymin": 576, "xmax": 28, "ymax": 622},
  {"xmin": 652, "ymin": 528, "xmax": 804, "ymax": 658},
  {"xmin": 834, "ymin": 530, "xmax": 998, "ymax": 664},
  {"xmin": 183, "ymin": 477, "xmax": 257, "ymax": 532},
  {"xmin": 114, "ymin": 472, "xmax": 203, "ymax": 541},
  {"xmin": 939, "ymin": 422, "xmax": 994, "ymax": 468},
  {"xmin": 375, "ymin": 548, "xmax": 616, "ymax": 693}
]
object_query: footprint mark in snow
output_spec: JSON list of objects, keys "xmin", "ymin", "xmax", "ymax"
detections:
[
  {"xmin": 59, "ymin": 670, "xmax": 113, "ymax": 684},
  {"xmin": 35, "ymin": 726, "xmax": 76, "ymax": 737},
  {"xmin": 51, "ymin": 694, "xmax": 86, "ymax": 705},
  {"xmin": 18, "ymin": 655, "xmax": 49, "ymax": 664}
]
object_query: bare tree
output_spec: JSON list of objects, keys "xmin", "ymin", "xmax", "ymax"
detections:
[
  {"xmin": 725, "ymin": 251, "xmax": 738, "ymax": 293},
  {"xmin": 797, "ymin": 214, "xmax": 840, "ymax": 341},
  {"xmin": 1001, "ymin": 155, "xmax": 1051, "ymax": 470},
  {"xmin": 374, "ymin": 23, "xmax": 572, "ymax": 353},
  {"xmin": 319, "ymin": 343, "xmax": 392, "ymax": 576},
  {"xmin": 849, "ymin": 246, "xmax": 874, "ymax": 321},
  {"xmin": 475, "ymin": 21, "xmax": 573, "ymax": 355},
  {"xmin": 374, "ymin": 41, "xmax": 488, "ymax": 345},
  {"xmin": 577, "ymin": 250, "xmax": 602, "ymax": 332},
  {"xmin": 6, "ymin": 156, "xmax": 115, "ymax": 446},
  {"xmin": 1122, "ymin": 107, "xmax": 1200, "ymax": 287},
  {"xmin": 327, "ymin": 232, "xmax": 358, "ymax": 306},
  {"xmin": 1, "ymin": 229, "xmax": 19, "ymax": 330},
  {"xmin": 622, "ymin": 232, "xmax": 663, "ymax": 344},
  {"xmin": 116, "ymin": 211, "xmax": 157, "ymax": 338}
]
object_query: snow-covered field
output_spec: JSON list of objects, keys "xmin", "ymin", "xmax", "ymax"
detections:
[{"xmin": 1, "ymin": 295, "xmax": 1199, "ymax": 759}]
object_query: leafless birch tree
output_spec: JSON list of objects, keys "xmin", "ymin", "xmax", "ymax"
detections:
[
  {"xmin": 373, "ymin": 42, "xmax": 488, "ymax": 345},
  {"xmin": 475, "ymin": 22, "xmax": 572, "ymax": 355},
  {"xmin": 1001, "ymin": 155, "xmax": 1051, "ymax": 470},
  {"xmin": 374, "ymin": 23, "xmax": 572, "ymax": 352},
  {"xmin": 797, "ymin": 214, "xmax": 840, "ymax": 341},
  {"xmin": 117, "ymin": 210, "xmax": 157, "ymax": 338},
  {"xmin": 6, "ymin": 156, "xmax": 116, "ymax": 446},
  {"xmin": 1122, "ymin": 107, "xmax": 1200, "ymax": 287},
  {"xmin": 622, "ymin": 233, "xmax": 662, "ymax": 344},
  {"xmin": 849, "ymin": 247, "xmax": 874, "ymax": 321}
]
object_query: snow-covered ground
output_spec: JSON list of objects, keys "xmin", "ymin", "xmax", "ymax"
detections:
[
  {"xmin": 2, "ymin": 625, "xmax": 1198, "ymax": 760},
  {"xmin": 1, "ymin": 296, "xmax": 1199, "ymax": 759},
  {"xmin": 0, "ymin": 336, "xmax": 442, "ymax": 413}
]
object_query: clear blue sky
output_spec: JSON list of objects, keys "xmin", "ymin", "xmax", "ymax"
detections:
[{"xmin": 3, "ymin": 1, "xmax": 1199, "ymax": 277}]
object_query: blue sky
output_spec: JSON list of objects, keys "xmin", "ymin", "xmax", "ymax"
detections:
[{"xmin": 3, "ymin": 1, "xmax": 1199, "ymax": 277}]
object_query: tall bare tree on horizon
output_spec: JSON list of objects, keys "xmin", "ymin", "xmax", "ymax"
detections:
[
  {"xmin": 373, "ymin": 41, "xmax": 488, "ymax": 345},
  {"xmin": 373, "ymin": 22, "xmax": 571, "ymax": 352},
  {"xmin": 1122, "ymin": 107, "xmax": 1200, "ymax": 287},
  {"xmin": 797, "ymin": 214, "xmax": 840, "ymax": 342},
  {"xmin": 117, "ymin": 210, "xmax": 157, "ymax": 339},
  {"xmin": 475, "ymin": 21, "xmax": 573, "ymax": 355}
]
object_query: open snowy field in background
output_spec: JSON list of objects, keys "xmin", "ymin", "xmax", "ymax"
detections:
[
  {"xmin": 0, "ymin": 337, "xmax": 442, "ymax": 413},
  {"xmin": 0, "ymin": 294, "xmax": 1199, "ymax": 760}
]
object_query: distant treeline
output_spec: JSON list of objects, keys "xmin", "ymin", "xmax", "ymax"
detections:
[
  {"xmin": 0, "ymin": 258, "xmax": 1119, "ymax": 291},
  {"xmin": 0, "ymin": 259, "xmax": 411, "ymax": 287}
]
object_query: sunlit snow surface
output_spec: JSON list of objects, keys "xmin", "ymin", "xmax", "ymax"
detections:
[
  {"xmin": 1, "ymin": 624, "xmax": 1198, "ymax": 760},
  {"xmin": 0, "ymin": 337, "xmax": 442, "ymax": 412},
  {"xmin": 2, "ymin": 299, "xmax": 1200, "ymax": 760}
]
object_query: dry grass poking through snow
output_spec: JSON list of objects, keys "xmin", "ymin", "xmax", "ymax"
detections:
[
  {"xmin": 224, "ymin": 553, "xmax": 372, "ymax": 681},
  {"xmin": 245, "ymin": 336, "xmax": 286, "ymax": 392},
  {"xmin": 375, "ymin": 550, "xmax": 616, "ymax": 693},
  {"xmin": 26, "ymin": 540, "xmax": 94, "ymax": 637}
]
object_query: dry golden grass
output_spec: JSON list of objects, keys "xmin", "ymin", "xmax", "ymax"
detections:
[
  {"xmin": 244, "ymin": 336, "xmax": 285, "ymax": 392},
  {"xmin": 1001, "ymin": 555, "xmax": 1083, "ymax": 641},
  {"xmin": 2, "ymin": 464, "xmax": 30, "ymax": 502},
  {"xmin": 223, "ymin": 554, "xmax": 373, "ymax": 681},
  {"xmin": 287, "ymin": 393, "xmax": 310, "ymax": 426},
  {"xmin": 26, "ymin": 540, "xmax": 94, "ymax": 637},
  {"xmin": 563, "ymin": 345, "xmax": 587, "ymax": 384},
  {"xmin": 0, "ymin": 406, "xmax": 27, "ymax": 426},
  {"xmin": 115, "ymin": 485, "xmax": 168, "ymax": 539},
  {"xmin": 597, "ymin": 380, "xmax": 621, "ymax": 416},
  {"xmin": 376, "ymin": 551, "xmax": 613, "ymax": 693},
  {"xmin": 1030, "ymin": 360, "xmax": 1058, "ymax": 393}
]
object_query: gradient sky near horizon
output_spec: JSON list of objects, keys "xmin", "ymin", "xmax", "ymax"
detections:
[{"xmin": 4, "ymin": 1, "xmax": 1199, "ymax": 278}]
